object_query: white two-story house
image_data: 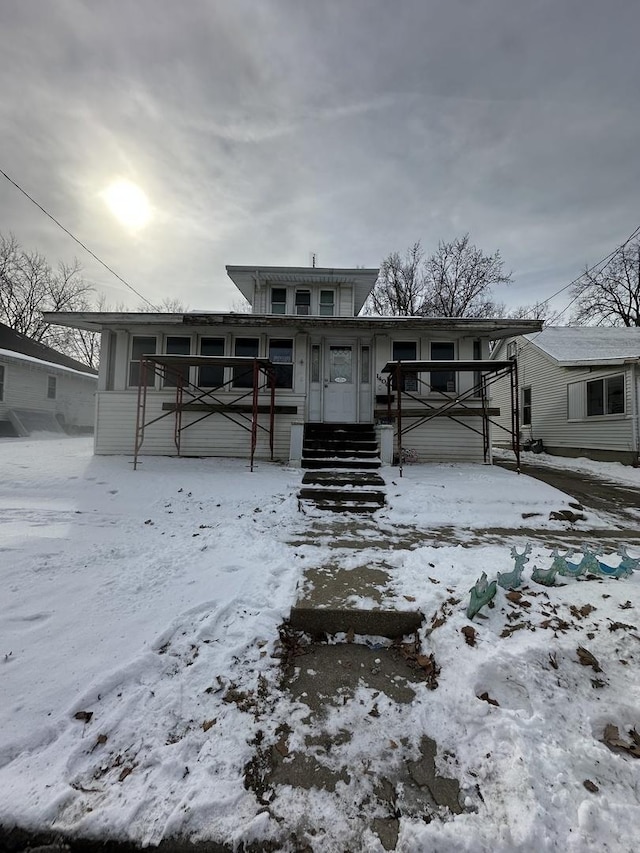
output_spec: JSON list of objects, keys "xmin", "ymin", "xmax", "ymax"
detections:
[{"xmin": 45, "ymin": 264, "xmax": 540, "ymax": 465}]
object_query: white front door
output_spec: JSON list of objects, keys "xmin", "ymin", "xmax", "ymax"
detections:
[{"xmin": 323, "ymin": 341, "xmax": 357, "ymax": 422}]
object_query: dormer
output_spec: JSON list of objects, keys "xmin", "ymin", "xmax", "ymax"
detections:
[{"xmin": 225, "ymin": 266, "xmax": 379, "ymax": 318}]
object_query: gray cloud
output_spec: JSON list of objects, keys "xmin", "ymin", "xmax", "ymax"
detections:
[{"xmin": 1, "ymin": 0, "xmax": 639, "ymax": 313}]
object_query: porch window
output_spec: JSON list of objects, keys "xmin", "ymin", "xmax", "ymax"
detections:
[
  {"xmin": 163, "ymin": 336, "xmax": 191, "ymax": 388},
  {"xmin": 587, "ymin": 375, "xmax": 624, "ymax": 416},
  {"xmin": 0, "ymin": 365, "xmax": 4, "ymax": 401},
  {"xmin": 271, "ymin": 288, "xmax": 287, "ymax": 315},
  {"xmin": 319, "ymin": 290, "xmax": 335, "ymax": 317},
  {"xmin": 233, "ymin": 338, "xmax": 260, "ymax": 388},
  {"xmin": 521, "ymin": 387, "xmax": 532, "ymax": 426},
  {"xmin": 361, "ymin": 346, "xmax": 370, "ymax": 383},
  {"xmin": 431, "ymin": 342, "xmax": 456, "ymax": 393},
  {"xmin": 128, "ymin": 336, "xmax": 156, "ymax": 387},
  {"xmin": 391, "ymin": 341, "xmax": 417, "ymax": 391},
  {"xmin": 311, "ymin": 345, "xmax": 320, "ymax": 383},
  {"xmin": 199, "ymin": 338, "xmax": 225, "ymax": 387},
  {"xmin": 295, "ymin": 290, "xmax": 311, "ymax": 316},
  {"xmin": 269, "ymin": 339, "xmax": 294, "ymax": 389}
]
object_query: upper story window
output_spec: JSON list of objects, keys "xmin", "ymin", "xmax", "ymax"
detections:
[
  {"xmin": 295, "ymin": 290, "xmax": 311, "ymax": 316},
  {"xmin": 587, "ymin": 375, "xmax": 624, "ymax": 416},
  {"xmin": 233, "ymin": 338, "xmax": 260, "ymax": 388},
  {"xmin": 163, "ymin": 336, "xmax": 191, "ymax": 388},
  {"xmin": 319, "ymin": 290, "xmax": 335, "ymax": 317},
  {"xmin": 507, "ymin": 341, "xmax": 517, "ymax": 360},
  {"xmin": 431, "ymin": 342, "xmax": 456, "ymax": 393},
  {"xmin": 269, "ymin": 339, "xmax": 294, "ymax": 389},
  {"xmin": 129, "ymin": 336, "xmax": 157, "ymax": 387},
  {"xmin": 271, "ymin": 288, "xmax": 287, "ymax": 315},
  {"xmin": 199, "ymin": 338, "xmax": 225, "ymax": 388},
  {"xmin": 47, "ymin": 375, "xmax": 57, "ymax": 400}
]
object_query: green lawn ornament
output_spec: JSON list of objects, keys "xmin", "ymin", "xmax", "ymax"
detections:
[
  {"xmin": 467, "ymin": 572, "xmax": 497, "ymax": 620},
  {"xmin": 497, "ymin": 544, "xmax": 531, "ymax": 589}
]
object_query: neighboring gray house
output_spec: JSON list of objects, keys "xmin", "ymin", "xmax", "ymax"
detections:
[
  {"xmin": 44, "ymin": 265, "xmax": 539, "ymax": 465},
  {"xmin": 0, "ymin": 322, "xmax": 97, "ymax": 436},
  {"xmin": 492, "ymin": 326, "xmax": 640, "ymax": 464}
]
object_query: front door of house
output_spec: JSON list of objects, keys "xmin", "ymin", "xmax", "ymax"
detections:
[{"xmin": 323, "ymin": 340, "xmax": 357, "ymax": 422}]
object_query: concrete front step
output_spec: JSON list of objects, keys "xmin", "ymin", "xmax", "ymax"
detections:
[
  {"xmin": 303, "ymin": 499, "xmax": 381, "ymax": 513},
  {"xmin": 301, "ymin": 458, "xmax": 382, "ymax": 470},
  {"xmin": 303, "ymin": 448, "xmax": 380, "ymax": 460},
  {"xmin": 290, "ymin": 606, "xmax": 423, "ymax": 638},
  {"xmin": 302, "ymin": 471, "xmax": 385, "ymax": 487},
  {"xmin": 299, "ymin": 487, "xmax": 385, "ymax": 504}
]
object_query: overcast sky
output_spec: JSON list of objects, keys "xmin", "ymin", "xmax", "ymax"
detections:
[{"xmin": 1, "ymin": 0, "xmax": 639, "ymax": 315}]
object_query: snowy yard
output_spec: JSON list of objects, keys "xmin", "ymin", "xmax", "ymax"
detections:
[{"xmin": 1, "ymin": 436, "xmax": 639, "ymax": 852}]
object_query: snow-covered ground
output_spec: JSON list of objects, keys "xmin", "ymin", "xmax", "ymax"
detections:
[
  {"xmin": 0, "ymin": 436, "xmax": 638, "ymax": 852},
  {"xmin": 494, "ymin": 446, "xmax": 640, "ymax": 489}
]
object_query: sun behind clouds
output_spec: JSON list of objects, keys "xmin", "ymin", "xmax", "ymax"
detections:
[{"xmin": 102, "ymin": 179, "xmax": 151, "ymax": 230}]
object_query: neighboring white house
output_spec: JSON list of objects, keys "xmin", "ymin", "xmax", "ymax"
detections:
[
  {"xmin": 0, "ymin": 322, "xmax": 98, "ymax": 437},
  {"xmin": 44, "ymin": 265, "xmax": 540, "ymax": 464},
  {"xmin": 492, "ymin": 326, "xmax": 640, "ymax": 465}
]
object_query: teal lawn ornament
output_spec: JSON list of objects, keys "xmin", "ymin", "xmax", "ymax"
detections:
[
  {"xmin": 531, "ymin": 562, "xmax": 558, "ymax": 586},
  {"xmin": 616, "ymin": 546, "xmax": 640, "ymax": 576},
  {"xmin": 554, "ymin": 547, "xmax": 585, "ymax": 578},
  {"xmin": 497, "ymin": 544, "xmax": 531, "ymax": 589},
  {"xmin": 467, "ymin": 572, "xmax": 497, "ymax": 620}
]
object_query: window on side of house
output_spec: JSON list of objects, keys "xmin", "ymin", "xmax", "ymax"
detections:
[
  {"xmin": 128, "ymin": 336, "xmax": 157, "ymax": 387},
  {"xmin": 163, "ymin": 336, "xmax": 191, "ymax": 387},
  {"xmin": 521, "ymin": 386, "xmax": 532, "ymax": 426},
  {"xmin": 271, "ymin": 288, "xmax": 287, "ymax": 315},
  {"xmin": 47, "ymin": 375, "xmax": 57, "ymax": 399},
  {"xmin": 587, "ymin": 375, "xmax": 625, "ymax": 416},
  {"xmin": 269, "ymin": 339, "xmax": 294, "ymax": 389},
  {"xmin": 430, "ymin": 341, "xmax": 456, "ymax": 393},
  {"xmin": 0, "ymin": 364, "xmax": 4, "ymax": 401},
  {"xmin": 319, "ymin": 290, "xmax": 335, "ymax": 316},
  {"xmin": 507, "ymin": 341, "xmax": 517, "ymax": 360},
  {"xmin": 391, "ymin": 341, "xmax": 418, "ymax": 391},
  {"xmin": 295, "ymin": 290, "xmax": 311, "ymax": 316},
  {"xmin": 233, "ymin": 338, "xmax": 260, "ymax": 388},
  {"xmin": 199, "ymin": 338, "xmax": 225, "ymax": 388}
]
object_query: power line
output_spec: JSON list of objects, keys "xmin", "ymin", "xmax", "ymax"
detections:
[
  {"xmin": 0, "ymin": 166, "xmax": 156, "ymax": 309},
  {"xmin": 514, "ymin": 222, "xmax": 640, "ymax": 357}
]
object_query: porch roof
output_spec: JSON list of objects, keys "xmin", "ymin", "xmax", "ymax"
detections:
[{"xmin": 42, "ymin": 311, "xmax": 543, "ymax": 339}]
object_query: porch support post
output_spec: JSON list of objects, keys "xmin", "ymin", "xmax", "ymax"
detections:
[{"xmin": 289, "ymin": 421, "xmax": 304, "ymax": 467}]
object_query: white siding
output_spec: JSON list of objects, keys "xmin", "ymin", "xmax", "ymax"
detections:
[
  {"xmin": 492, "ymin": 337, "xmax": 635, "ymax": 454},
  {"xmin": 95, "ymin": 391, "xmax": 302, "ymax": 459},
  {"xmin": 398, "ymin": 417, "xmax": 485, "ymax": 462},
  {"xmin": 0, "ymin": 355, "xmax": 96, "ymax": 429}
]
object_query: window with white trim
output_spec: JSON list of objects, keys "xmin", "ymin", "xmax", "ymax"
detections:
[
  {"xmin": 319, "ymin": 290, "xmax": 335, "ymax": 316},
  {"xmin": 129, "ymin": 336, "xmax": 157, "ymax": 387},
  {"xmin": 199, "ymin": 338, "xmax": 225, "ymax": 387},
  {"xmin": 47, "ymin": 375, "xmax": 57, "ymax": 399},
  {"xmin": 233, "ymin": 338, "xmax": 260, "ymax": 388},
  {"xmin": 586, "ymin": 375, "xmax": 624, "ymax": 416},
  {"xmin": 269, "ymin": 339, "xmax": 294, "ymax": 389},
  {"xmin": 271, "ymin": 288, "xmax": 287, "ymax": 314},
  {"xmin": 295, "ymin": 290, "xmax": 311, "ymax": 316},
  {"xmin": 391, "ymin": 341, "xmax": 417, "ymax": 391},
  {"xmin": 521, "ymin": 387, "xmax": 532, "ymax": 426},
  {"xmin": 163, "ymin": 336, "xmax": 191, "ymax": 388},
  {"xmin": 431, "ymin": 341, "xmax": 456, "ymax": 392}
]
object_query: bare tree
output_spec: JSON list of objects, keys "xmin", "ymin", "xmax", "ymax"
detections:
[
  {"xmin": 0, "ymin": 233, "xmax": 94, "ymax": 343},
  {"xmin": 366, "ymin": 235, "xmax": 511, "ymax": 317},
  {"xmin": 570, "ymin": 238, "xmax": 640, "ymax": 326},
  {"xmin": 137, "ymin": 296, "xmax": 189, "ymax": 313},
  {"xmin": 421, "ymin": 234, "xmax": 511, "ymax": 318},
  {"xmin": 366, "ymin": 242, "xmax": 426, "ymax": 315}
]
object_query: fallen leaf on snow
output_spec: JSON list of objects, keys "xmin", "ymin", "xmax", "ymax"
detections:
[
  {"xmin": 462, "ymin": 626, "xmax": 477, "ymax": 646},
  {"xmin": 478, "ymin": 692, "xmax": 499, "ymax": 707},
  {"xmin": 74, "ymin": 711, "xmax": 93, "ymax": 723},
  {"xmin": 577, "ymin": 646, "xmax": 602, "ymax": 672},
  {"xmin": 602, "ymin": 725, "xmax": 640, "ymax": 758}
]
